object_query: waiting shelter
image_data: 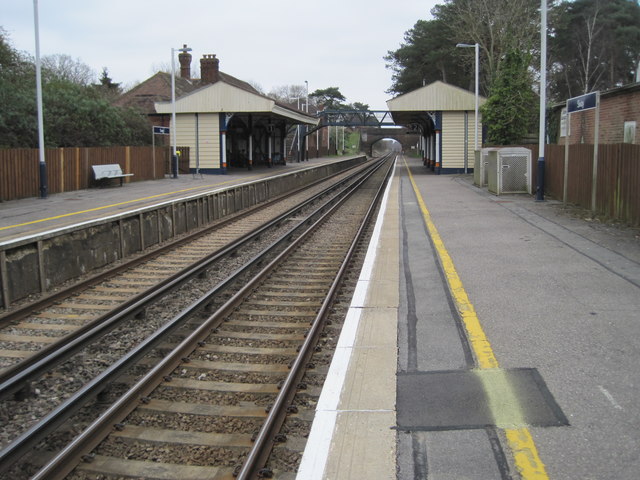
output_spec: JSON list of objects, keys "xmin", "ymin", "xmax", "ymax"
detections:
[
  {"xmin": 155, "ymin": 54, "xmax": 318, "ymax": 174},
  {"xmin": 387, "ymin": 81, "xmax": 486, "ymax": 173}
]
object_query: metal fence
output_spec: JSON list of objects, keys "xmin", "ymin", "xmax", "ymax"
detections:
[
  {"xmin": 0, "ymin": 146, "xmax": 190, "ymax": 201},
  {"xmin": 515, "ymin": 143, "xmax": 640, "ymax": 225}
]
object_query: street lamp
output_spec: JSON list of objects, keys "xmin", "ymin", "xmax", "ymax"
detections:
[
  {"xmin": 171, "ymin": 45, "xmax": 192, "ymax": 178},
  {"xmin": 33, "ymin": 0, "xmax": 47, "ymax": 198},
  {"xmin": 456, "ymin": 42, "xmax": 480, "ymax": 172},
  {"xmin": 536, "ymin": 0, "xmax": 547, "ymax": 202},
  {"xmin": 305, "ymin": 81, "xmax": 309, "ymax": 161},
  {"xmin": 304, "ymin": 80, "xmax": 309, "ymax": 113}
]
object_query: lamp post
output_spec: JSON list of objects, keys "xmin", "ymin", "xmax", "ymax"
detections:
[
  {"xmin": 304, "ymin": 80, "xmax": 309, "ymax": 113},
  {"xmin": 33, "ymin": 0, "xmax": 47, "ymax": 198},
  {"xmin": 536, "ymin": 0, "xmax": 547, "ymax": 202},
  {"xmin": 305, "ymin": 81, "xmax": 309, "ymax": 160},
  {"xmin": 171, "ymin": 45, "xmax": 192, "ymax": 178},
  {"xmin": 456, "ymin": 42, "xmax": 479, "ymax": 173}
]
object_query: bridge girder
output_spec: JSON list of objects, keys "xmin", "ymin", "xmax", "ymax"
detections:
[{"xmin": 307, "ymin": 110, "xmax": 399, "ymax": 135}]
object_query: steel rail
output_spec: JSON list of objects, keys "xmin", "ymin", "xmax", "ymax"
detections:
[
  {"xmin": 0, "ymin": 160, "xmax": 370, "ymax": 401},
  {"xmin": 28, "ymin": 156, "xmax": 393, "ymax": 480},
  {"xmin": 237, "ymin": 154, "xmax": 396, "ymax": 479},
  {"xmin": 0, "ymin": 157, "xmax": 388, "ymax": 477}
]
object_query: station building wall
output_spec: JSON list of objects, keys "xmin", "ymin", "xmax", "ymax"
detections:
[
  {"xmin": 174, "ymin": 113, "xmax": 221, "ymax": 171},
  {"xmin": 442, "ymin": 111, "xmax": 482, "ymax": 172},
  {"xmin": 557, "ymin": 85, "xmax": 640, "ymax": 145}
]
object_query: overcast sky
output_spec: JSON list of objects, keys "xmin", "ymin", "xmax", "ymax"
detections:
[{"xmin": 3, "ymin": 1, "xmax": 439, "ymax": 110}]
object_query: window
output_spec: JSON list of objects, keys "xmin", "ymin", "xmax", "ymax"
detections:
[
  {"xmin": 560, "ymin": 107, "xmax": 569, "ymax": 137},
  {"xmin": 624, "ymin": 121, "xmax": 636, "ymax": 144}
]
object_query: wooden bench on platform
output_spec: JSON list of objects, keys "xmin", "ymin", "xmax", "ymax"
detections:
[{"xmin": 92, "ymin": 164, "xmax": 134, "ymax": 187}]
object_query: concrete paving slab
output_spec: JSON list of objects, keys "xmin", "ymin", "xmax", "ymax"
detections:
[
  {"xmin": 338, "ymin": 334, "xmax": 396, "ymax": 411},
  {"xmin": 297, "ymin": 166, "xmax": 398, "ymax": 480},
  {"xmin": 324, "ymin": 410, "xmax": 396, "ymax": 480}
]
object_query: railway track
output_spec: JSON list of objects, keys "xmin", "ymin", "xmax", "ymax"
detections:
[
  {"xmin": 0, "ymin": 155, "xmax": 394, "ymax": 478},
  {"xmin": 0, "ymin": 160, "xmax": 374, "ymax": 405},
  {"xmin": 0, "ymin": 163, "xmax": 368, "ymax": 374}
]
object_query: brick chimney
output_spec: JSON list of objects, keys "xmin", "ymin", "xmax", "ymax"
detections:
[
  {"xmin": 200, "ymin": 54, "xmax": 220, "ymax": 85},
  {"xmin": 178, "ymin": 44, "xmax": 192, "ymax": 80}
]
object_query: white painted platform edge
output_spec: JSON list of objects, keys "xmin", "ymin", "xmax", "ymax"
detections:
[{"xmin": 295, "ymin": 159, "xmax": 396, "ymax": 480}]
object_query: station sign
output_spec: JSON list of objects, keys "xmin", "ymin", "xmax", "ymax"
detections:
[
  {"xmin": 566, "ymin": 92, "xmax": 598, "ymax": 113},
  {"xmin": 153, "ymin": 126, "xmax": 170, "ymax": 135}
]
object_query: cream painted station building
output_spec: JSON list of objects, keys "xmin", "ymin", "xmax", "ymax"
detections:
[
  {"xmin": 150, "ymin": 48, "xmax": 483, "ymax": 175},
  {"xmin": 387, "ymin": 80, "xmax": 486, "ymax": 173},
  {"xmin": 155, "ymin": 53, "xmax": 318, "ymax": 174}
]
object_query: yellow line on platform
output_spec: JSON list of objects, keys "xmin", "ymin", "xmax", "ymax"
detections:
[
  {"xmin": 403, "ymin": 160, "xmax": 497, "ymax": 369},
  {"xmin": 403, "ymin": 158, "xmax": 549, "ymax": 480},
  {"xmin": 0, "ymin": 177, "xmax": 260, "ymax": 233}
]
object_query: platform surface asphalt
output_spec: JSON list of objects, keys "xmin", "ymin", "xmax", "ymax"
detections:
[
  {"xmin": 0, "ymin": 157, "xmax": 346, "ymax": 244},
  {"xmin": 299, "ymin": 155, "xmax": 640, "ymax": 479}
]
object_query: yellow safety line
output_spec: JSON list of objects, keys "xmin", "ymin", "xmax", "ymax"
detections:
[
  {"xmin": 404, "ymin": 160, "xmax": 497, "ymax": 369},
  {"xmin": 0, "ymin": 176, "xmax": 262, "ymax": 232},
  {"xmin": 403, "ymin": 157, "xmax": 549, "ymax": 480}
]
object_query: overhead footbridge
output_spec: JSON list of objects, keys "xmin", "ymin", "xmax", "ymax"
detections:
[{"xmin": 310, "ymin": 110, "xmax": 419, "ymax": 156}]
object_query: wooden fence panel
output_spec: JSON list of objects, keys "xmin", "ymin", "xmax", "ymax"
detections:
[
  {"xmin": 500, "ymin": 143, "xmax": 639, "ymax": 225},
  {"xmin": 0, "ymin": 149, "xmax": 38, "ymax": 201},
  {"xmin": 621, "ymin": 144, "xmax": 640, "ymax": 225},
  {"xmin": 128, "ymin": 146, "xmax": 171, "ymax": 180},
  {"xmin": 565, "ymin": 144, "xmax": 594, "ymax": 208},
  {"xmin": 0, "ymin": 146, "xmax": 177, "ymax": 202},
  {"xmin": 596, "ymin": 144, "xmax": 640, "ymax": 225},
  {"xmin": 597, "ymin": 144, "xmax": 619, "ymax": 220},
  {"xmin": 46, "ymin": 148, "xmax": 64, "ymax": 195},
  {"xmin": 64, "ymin": 147, "xmax": 84, "ymax": 192},
  {"xmin": 544, "ymin": 145, "xmax": 565, "ymax": 200}
]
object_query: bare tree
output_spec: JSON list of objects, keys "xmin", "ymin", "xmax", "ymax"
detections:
[
  {"xmin": 41, "ymin": 54, "xmax": 95, "ymax": 85},
  {"xmin": 268, "ymin": 84, "xmax": 308, "ymax": 109},
  {"xmin": 445, "ymin": 0, "xmax": 540, "ymax": 89},
  {"xmin": 576, "ymin": 5, "xmax": 606, "ymax": 94}
]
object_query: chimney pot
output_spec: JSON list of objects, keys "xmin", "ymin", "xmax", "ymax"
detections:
[
  {"xmin": 200, "ymin": 54, "xmax": 220, "ymax": 85},
  {"xmin": 178, "ymin": 44, "xmax": 192, "ymax": 80}
]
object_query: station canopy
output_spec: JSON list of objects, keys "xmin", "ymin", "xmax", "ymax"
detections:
[
  {"xmin": 386, "ymin": 81, "xmax": 486, "ymax": 129},
  {"xmin": 155, "ymin": 81, "xmax": 318, "ymax": 126}
]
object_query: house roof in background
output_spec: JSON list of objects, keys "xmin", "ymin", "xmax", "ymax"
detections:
[{"xmin": 114, "ymin": 69, "xmax": 263, "ymax": 115}]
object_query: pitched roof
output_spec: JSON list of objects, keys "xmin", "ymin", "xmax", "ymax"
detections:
[
  {"xmin": 114, "ymin": 70, "xmax": 263, "ymax": 115},
  {"xmin": 154, "ymin": 81, "xmax": 318, "ymax": 126},
  {"xmin": 113, "ymin": 72, "xmax": 199, "ymax": 114},
  {"xmin": 217, "ymin": 71, "xmax": 260, "ymax": 96},
  {"xmin": 387, "ymin": 80, "xmax": 486, "ymax": 112}
]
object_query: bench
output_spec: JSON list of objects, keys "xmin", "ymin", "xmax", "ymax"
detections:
[{"xmin": 92, "ymin": 164, "xmax": 134, "ymax": 187}]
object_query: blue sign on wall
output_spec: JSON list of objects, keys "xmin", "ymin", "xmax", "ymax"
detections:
[
  {"xmin": 153, "ymin": 126, "xmax": 170, "ymax": 135},
  {"xmin": 566, "ymin": 92, "xmax": 598, "ymax": 113}
]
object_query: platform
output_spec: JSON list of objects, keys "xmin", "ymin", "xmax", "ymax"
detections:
[
  {"xmin": 0, "ymin": 157, "xmax": 350, "ymax": 243},
  {"xmin": 298, "ymin": 155, "xmax": 640, "ymax": 479}
]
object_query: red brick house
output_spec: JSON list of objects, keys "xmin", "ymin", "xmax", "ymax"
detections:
[
  {"xmin": 114, "ymin": 45, "xmax": 320, "ymax": 168},
  {"xmin": 554, "ymin": 82, "xmax": 640, "ymax": 145},
  {"xmin": 114, "ymin": 46, "xmax": 262, "ymax": 131}
]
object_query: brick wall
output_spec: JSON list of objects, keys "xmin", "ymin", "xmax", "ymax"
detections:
[{"xmin": 559, "ymin": 87, "xmax": 640, "ymax": 145}]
